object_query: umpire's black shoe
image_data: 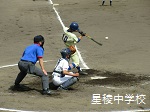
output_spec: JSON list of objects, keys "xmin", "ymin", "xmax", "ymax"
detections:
[
  {"xmin": 13, "ymin": 84, "xmax": 29, "ymax": 91},
  {"xmin": 42, "ymin": 88, "xmax": 53, "ymax": 95},
  {"xmin": 13, "ymin": 84, "xmax": 21, "ymax": 91}
]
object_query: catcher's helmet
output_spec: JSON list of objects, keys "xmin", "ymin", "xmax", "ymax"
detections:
[
  {"xmin": 34, "ymin": 35, "xmax": 45, "ymax": 43},
  {"xmin": 70, "ymin": 22, "xmax": 79, "ymax": 31},
  {"xmin": 60, "ymin": 48, "xmax": 71, "ymax": 58}
]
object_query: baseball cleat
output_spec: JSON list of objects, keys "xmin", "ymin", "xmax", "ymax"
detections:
[{"xmin": 42, "ymin": 88, "xmax": 53, "ymax": 95}]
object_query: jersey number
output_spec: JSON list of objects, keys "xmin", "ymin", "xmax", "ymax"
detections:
[{"xmin": 62, "ymin": 34, "xmax": 68, "ymax": 43}]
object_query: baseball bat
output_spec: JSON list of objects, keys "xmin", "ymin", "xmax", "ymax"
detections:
[{"xmin": 86, "ymin": 35, "xmax": 103, "ymax": 46}]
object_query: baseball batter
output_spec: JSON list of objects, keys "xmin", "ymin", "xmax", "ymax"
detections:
[
  {"xmin": 52, "ymin": 48, "xmax": 79, "ymax": 90},
  {"xmin": 102, "ymin": 0, "xmax": 112, "ymax": 6},
  {"xmin": 62, "ymin": 22, "xmax": 86, "ymax": 74},
  {"xmin": 14, "ymin": 35, "xmax": 52, "ymax": 95}
]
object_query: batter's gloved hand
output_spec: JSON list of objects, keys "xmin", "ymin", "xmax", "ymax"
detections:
[
  {"xmin": 80, "ymin": 32, "xmax": 86, "ymax": 36},
  {"xmin": 78, "ymin": 30, "xmax": 86, "ymax": 36}
]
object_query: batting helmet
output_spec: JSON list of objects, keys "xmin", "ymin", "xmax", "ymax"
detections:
[
  {"xmin": 70, "ymin": 22, "xmax": 79, "ymax": 31},
  {"xmin": 60, "ymin": 48, "xmax": 71, "ymax": 58}
]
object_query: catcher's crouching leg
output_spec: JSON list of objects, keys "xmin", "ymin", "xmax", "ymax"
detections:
[{"xmin": 59, "ymin": 77, "xmax": 78, "ymax": 90}]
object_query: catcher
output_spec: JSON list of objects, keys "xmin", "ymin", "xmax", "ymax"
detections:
[
  {"xmin": 62, "ymin": 22, "xmax": 87, "ymax": 74},
  {"xmin": 52, "ymin": 48, "xmax": 79, "ymax": 90}
]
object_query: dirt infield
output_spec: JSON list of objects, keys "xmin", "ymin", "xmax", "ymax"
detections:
[{"xmin": 0, "ymin": 0, "xmax": 150, "ymax": 111}]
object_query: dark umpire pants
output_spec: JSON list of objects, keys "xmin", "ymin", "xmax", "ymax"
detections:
[{"xmin": 15, "ymin": 60, "xmax": 49, "ymax": 90}]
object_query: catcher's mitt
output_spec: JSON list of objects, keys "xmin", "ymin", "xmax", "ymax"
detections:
[{"xmin": 69, "ymin": 45, "xmax": 76, "ymax": 54}]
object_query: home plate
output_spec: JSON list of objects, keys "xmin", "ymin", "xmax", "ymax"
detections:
[{"xmin": 91, "ymin": 76, "xmax": 107, "ymax": 80}]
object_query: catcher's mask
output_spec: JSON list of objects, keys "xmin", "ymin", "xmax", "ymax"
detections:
[
  {"xmin": 34, "ymin": 35, "xmax": 45, "ymax": 48},
  {"xmin": 60, "ymin": 48, "xmax": 71, "ymax": 59}
]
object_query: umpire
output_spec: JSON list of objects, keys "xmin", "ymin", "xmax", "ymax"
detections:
[{"xmin": 14, "ymin": 35, "xmax": 52, "ymax": 95}]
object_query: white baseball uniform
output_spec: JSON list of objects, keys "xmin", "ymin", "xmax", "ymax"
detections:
[
  {"xmin": 52, "ymin": 58, "xmax": 73, "ymax": 86},
  {"xmin": 62, "ymin": 27, "xmax": 80, "ymax": 66}
]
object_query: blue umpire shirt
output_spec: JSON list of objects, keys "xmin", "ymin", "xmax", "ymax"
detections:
[{"xmin": 21, "ymin": 43, "xmax": 44, "ymax": 64}]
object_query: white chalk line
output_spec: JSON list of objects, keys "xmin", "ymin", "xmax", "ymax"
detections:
[
  {"xmin": 111, "ymin": 108, "xmax": 150, "ymax": 112},
  {"xmin": 47, "ymin": 4, "xmax": 150, "ymax": 112},
  {"xmin": 0, "ymin": 1, "xmax": 149, "ymax": 112},
  {"xmin": 0, "ymin": 108, "xmax": 46, "ymax": 112},
  {"xmin": 75, "ymin": 46, "xmax": 89, "ymax": 69},
  {"xmin": 0, "ymin": 1, "xmax": 89, "ymax": 112},
  {"xmin": 1, "ymin": 0, "xmax": 149, "ymax": 91},
  {"xmin": 0, "ymin": 108, "xmax": 150, "ymax": 112},
  {"xmin": 0, "ymin": 0, "xmax": 89, "ymax": 70},
  {"xmin": 47, "ymin": 0, "xmax": 150, "ymax": 92},
  {"xmin": 48, "ymin": 0, "xmax": 89, "ymax": 70},
  {"xmin": 0, "ymin": 60, "xmax": 55, "ymax": 69}
]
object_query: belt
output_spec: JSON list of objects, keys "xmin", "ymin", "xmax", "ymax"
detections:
[
  {"xmin": 53, "ymin": 70, "xmax": 65, "ymax": 77},
  {"xmin": 20, "ymin": 60, "xmax": 34, "ymax": 64},
  {"xmin": 53, "ymin": 70, "xmax": 62, "ymax": 74},
  {"xmin": 53, "ymin": 73, "xmax": 61, "ymax": 77}
]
